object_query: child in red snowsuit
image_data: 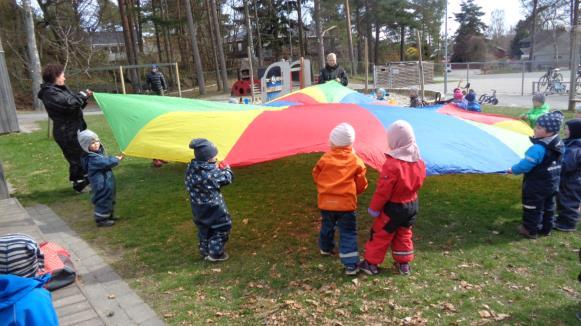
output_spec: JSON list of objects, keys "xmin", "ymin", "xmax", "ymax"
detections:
[{"xmin": 359, "ymin": 120, "xmax": 426, "ymax": 275}]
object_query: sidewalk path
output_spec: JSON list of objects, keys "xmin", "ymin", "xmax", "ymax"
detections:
[{"xmin": 0, "ymin": 198, "xmax": 164, "ymax": 325}]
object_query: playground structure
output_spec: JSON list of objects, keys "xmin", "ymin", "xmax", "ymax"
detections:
[{"xmin": 258, "ymin": 58, "xmax": 311, "ymax": 103}]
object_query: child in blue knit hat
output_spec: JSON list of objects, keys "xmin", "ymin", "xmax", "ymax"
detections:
[
  {"xmin": 508, "ymin": 111, "xmax": 565, "ymax": 239},
  {"xmin": 185, "ymin": 138, "xmax": 234, "ymax": 261},
  {"xmin": 465, "ymin": 90, "xmax": 481, "ymax": 112}
]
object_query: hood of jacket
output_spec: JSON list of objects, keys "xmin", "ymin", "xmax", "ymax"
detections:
[
  {"xmin": 531, "ymin": 133, "xmax": 564, "ymax": 155},
  {"xmin": 0, "ymin": 274, "xmax": 50, "ymax": 310}
]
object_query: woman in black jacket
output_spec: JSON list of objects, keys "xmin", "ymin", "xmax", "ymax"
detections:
[
  {"xmin": 317, "ymin": 53, "xmax": 348, "ymax": 86},
  {"xmin": 37, "ymin": 63, "xmax": 92, "ymax": 193}
]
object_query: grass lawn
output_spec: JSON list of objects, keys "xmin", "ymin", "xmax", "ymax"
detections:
[{"xmin": 1, "ymin": 110, "xmax": 580, "ymax": 325}]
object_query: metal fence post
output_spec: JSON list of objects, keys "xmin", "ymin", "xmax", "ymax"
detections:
[{"xmin": 466, "ymin": 63, "xmax": 470, "ymax": 84}]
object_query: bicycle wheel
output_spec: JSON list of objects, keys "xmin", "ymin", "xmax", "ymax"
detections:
[
  {"xmin": 478, "ymin": 94, "xmax": 487, "ymax": 104},
  {"xmin": 537, "ymin": 76, "xmax": 549, "ymax": 92},
  {"xmin": 491, "ymin": 98, "xmax": 499, "ymax": 105}
]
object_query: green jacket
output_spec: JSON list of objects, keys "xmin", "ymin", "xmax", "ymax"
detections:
[{"xmin": 524, "ymin": 103, "xmax": 550, "ymax": 128}]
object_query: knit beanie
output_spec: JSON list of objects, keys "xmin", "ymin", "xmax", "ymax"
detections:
[
  {"xmin": 532, "ymin": 93, "xmax": 545, "ymax": 104},
  {"xmin": 536, "ymin": 111, "xmax": 564, "ymax": 133},
  {"xmin": 566, "ymin": 118, "xmax": 581, "ymax": 139},
  {"xmin": 189, "ymin": 138, "xmax": 218, "ymax": 161},
  {"xmin": 77, "ymin": 129, "xmax": 99, "ymax": 153},
  {"xmin": 329, "ymin": 123, "xmax": 355, "ymax": 147}
]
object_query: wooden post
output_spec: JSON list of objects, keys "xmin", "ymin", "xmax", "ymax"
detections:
[
  {"xmin": 364, "ymin": 36, "xmax": 369, "ymax": 93},
  {"xmin": 0, "ymin": 160, "xmax": 8, "ymax": 199},
  {"xmin": 175, "ymin": 63, "xmax": 182, "ymax": 97},
  {"xmin": 299, "ymin": 57, "xmax": 305, "ymax": 89},
  {"xmin": 119, "ymin": 66, "xmax": 126, "ymax": 94},
  {"xmin": 247, "ymin": 47, "xmax": 255, "ymax": 103}
]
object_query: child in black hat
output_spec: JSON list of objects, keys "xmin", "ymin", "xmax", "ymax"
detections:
[
  {"xmin": 185, "ymin": 138, "xmax": 234, "ymax": 261},
  {"xmin": 509, "ymin": 111, "xmax": 565, "ymax": 239},
  {"xmin": 555, "ymin": 119, "xmax": 581, "ymax": 232}
]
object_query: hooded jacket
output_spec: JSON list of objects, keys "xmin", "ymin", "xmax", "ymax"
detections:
[
  {"xmin": 37, "ymin": 83, "xmax": 88, "ymax": 124},
  {"xmin": 318, "ymin": 64, "xmax": 348, "ymax": 86},
  {"xmin": 0, "ymin": 274, "xmax": 59, "ymax": 326},
  {"xmin": 312, "ymin": 147, "xmax": 368, "ymax": 211}
]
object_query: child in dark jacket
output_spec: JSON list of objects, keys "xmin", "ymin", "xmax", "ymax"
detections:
[
  {"xmin": 359, "ymin": 120, "xmax": 426, "ymax": 276},
  {"xmin": 78, "ymin": 130, "xmax": 123, "ymax": 227},
  {"xmin": 185, "ymin": 139, "xmax": 234, "ymax": 262},
  {"xmin": 465, "ymin": 91, "xmax": 481, "ymax": 112},
  {"xmin": 555, "ymin": 119, "xmax": 581, "ymax": 232},
  {"xmin": 509, "ymin": 111, "xmax": 565, "ymax": 238}
]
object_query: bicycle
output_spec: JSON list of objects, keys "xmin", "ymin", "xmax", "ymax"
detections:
[
  {"xmin": 537, "ymin": 67, "xmax": 563, "ymax": 93},
  {"xmin": 545, "ymin": 79, "xmax": 567, "ymax": 95},
  {"xmin": 478, "ymin": 89, "xmax": 499, "ymax": 105}
]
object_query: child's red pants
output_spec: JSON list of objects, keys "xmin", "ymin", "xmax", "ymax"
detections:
[{"xmin": 364, "ymin": 213, "xmax": 414, "ymax": 265}]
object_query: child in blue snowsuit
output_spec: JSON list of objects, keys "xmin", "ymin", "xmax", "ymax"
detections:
[
  {"xmin": 555, "ymin": 119, "xmax": 581, "ymax": 232},
  {"xmin": 509, "ymin": 111, "xmax": 564, "ymax": 238},
  {"xmin": 185, "ymin": 139, "xmax": 234, "ymax": 262},
  {"xmin": 465, "ymin": 91, "xmax": 481, "ymax": 112},
  {"xmin": 78, "ymin": 130, "xmax": 123, "ymax": 227}
]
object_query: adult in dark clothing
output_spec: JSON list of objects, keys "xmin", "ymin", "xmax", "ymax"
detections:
[
  {"xmin": 37, "ymin": 63, "xmax": 91, "ymax": 193},
  {"xmin": 317, "ymin": 53, "xmax": 348, "ymax": 86},
  {"xmin": 146, "ymin": 65, "xmax": 167, "ymax": 96}
]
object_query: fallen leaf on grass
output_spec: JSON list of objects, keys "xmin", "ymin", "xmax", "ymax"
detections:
[
  {"xmin": 561, "ymin": 286, "xmax": 575, "ymax": 294},
  {"xmin": 479, "ymin": 310, "xmax": 492, "ymax": 318},
  {"xmin": 187, "ymin": 311, "xmax": 193, "ymax": 316},
  {"xmin": 494, "ymin": 313, "xmax": 510, "ymax": 321},
  {"xmin": 352, "ymin": 278, "xmax": 359, "ymax": 286},
  {"xmin": 442, "ymin": 303, "xmax": 457, "ymax": 312},
  {"xmin": 163, "ymin": 313, "xmax": 175, "ymax": 318},
  {"xmin": 242, "ymin": 218, "xmax": 249, "ymax": 225}
]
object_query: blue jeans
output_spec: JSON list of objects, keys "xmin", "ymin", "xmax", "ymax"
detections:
[{"xmin": 318, "ymin": 210, "xmax": 358, "ymax": 267}]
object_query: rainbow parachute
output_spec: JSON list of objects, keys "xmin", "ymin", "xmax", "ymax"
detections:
[{"xmin": 94, "ymin": 81, "xmax": 532, "ymax": 175}]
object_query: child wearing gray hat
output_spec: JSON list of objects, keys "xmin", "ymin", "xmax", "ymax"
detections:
[
  {"xmin": 508, "ymin": 111, "xmax": 565, "ymax": 238},
  {"xmin": 520, "ymin": 93, "xmax": 550, "ymax": 128},
  {"xmin": 185, "ymin": 138, "xmax": 234, "ymax": 262},
  {"xmin": 78, "ymin": 130, "xmax": 124, "ymax": 227}
]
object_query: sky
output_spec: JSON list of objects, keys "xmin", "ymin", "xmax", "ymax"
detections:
[{"xmin": 445, "ymin": 0, "xmax": 526, "ymax": 36}]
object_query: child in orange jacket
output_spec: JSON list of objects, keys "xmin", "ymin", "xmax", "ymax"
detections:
[
  {"xmin": 312, "ymin": 123, "xmax": 368, "ymax": 275},
  {"xmin": 359, "ymin": 120, "xmax": 426, "ymax": 276}
]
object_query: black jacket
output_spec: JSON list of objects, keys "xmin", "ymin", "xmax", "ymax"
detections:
[
  {"xmin": 146, "ymin": 71, "xmax": 167, "ymax": 92},
  {"xmin": 318, "ymin": 64, "xmax": 348, "ymax": 86},
  {"xmin": 37, "ymin": 84, "xmax": 88, "ymax": 124}
]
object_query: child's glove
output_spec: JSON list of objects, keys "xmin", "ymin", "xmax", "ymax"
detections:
[
  {"xmin": 218, "ymin": 161, "xmax": 230, "ymax": 169},
  {"xmin": 367, "ymin": 208, "xmax": 380, "ymax": 218}
]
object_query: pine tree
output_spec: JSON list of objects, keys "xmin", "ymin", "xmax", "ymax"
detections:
[{"xmin": 451, "ymin": 0, "xmax": 486, "ymax": 62}]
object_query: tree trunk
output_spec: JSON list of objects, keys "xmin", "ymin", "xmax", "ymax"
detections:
[
  {"xmin": 0, "ymin": 34, "xmax": 20, "ymax": 134},
  {"xmin": 205, "ymin": 0, "xmax": 222, "ymax": 91},
  {"xmin": 400, "ymin": 25, "xmax": 405, "ymax": 61},
  {"xmin": 297, "ymin": 0, "xmax": 304, "ymax": 57},
  {"xmin": 374, "ymin": 20, "xmax": 380, "ymax": 65},
  {"xmin": 135, "ymin": 0, "xmax": 144, "ymax": 53},
  {"xmin": 355, "ymin": 0, "xmax": 363, "ymax": 65},
  {"xmin": 22, "ymin": 0, "xmax": 43, "ymax": 111},
  {"xmin": 161, "ymin": 0, "xmax": 175, "ymax": 83},
  {"xmin": 529, "ymin": 0, "xmax": 538, "ymax": 71},
  {"xmin": 210, "ymin": 0, "xmax": 230, "ymax": 92},
  {"xmin": 314, "ymin": 0, "xmax": 324, "ymax": 70},
  {"xmin": 185, "ymin": 0, "xmax": 206, "ymax": 95},
  {"xmin": 568, "ymin": 0, "xmax": 579, "ymax": 110},
  {"xmin": 345, "ymin": 0, "xmax": 356, "ymax": 74},
  {"xmin": 254, "ymin": 0, "xmax": 264, "ymax": 67},
  {"xmin": 244, "ymin": 0, "xmax": 254, "ymax": 58},
  {"xmin": 118, "ymin": 0, "xmax": 139, "ymax": 89}
]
